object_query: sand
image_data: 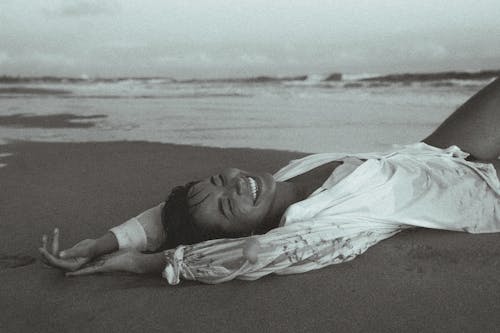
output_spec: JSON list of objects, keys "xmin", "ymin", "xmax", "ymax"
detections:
[
  {"xmin": 2, "ymin": 140, "xmax": 500, "ymax": 332},
  {"xmin": 0, "ymin": 113, "xmax": 107, "ymax": 128}
]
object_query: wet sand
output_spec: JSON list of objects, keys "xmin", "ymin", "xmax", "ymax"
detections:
[
  {"xmin": 1, "ymin": 140, "xmax": 500, "ymax": 332},
  {"xmin": 0, "ymin": 113, "xmax": 107, "ymax": 128}
]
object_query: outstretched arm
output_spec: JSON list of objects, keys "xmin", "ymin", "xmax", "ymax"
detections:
[
  {"xmin": 39, "ymin": 228, "xmax": 119, "ymax": 272},
  {"xmin": 39, "ymin": 228, "xmax": 166, "ymax": 275},
  {"xmin": 65, "ymin": 251, "xmax": 167, "ymax": 276},
  {"xmin": 39, "ymin": 203, "xmax": 166, "ymax": 272},
  {"xmin": 424, "ymin": 77, "xmax": 500, "ymax": 160}
]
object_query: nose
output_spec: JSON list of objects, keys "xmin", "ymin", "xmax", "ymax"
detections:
[
  {"xmin": 221, "ymin": 168, "xmax": 244, "ymax": 195},
  {"xmin": 234, "ymin": 177, "xmax": 244, "ymax": 195}
]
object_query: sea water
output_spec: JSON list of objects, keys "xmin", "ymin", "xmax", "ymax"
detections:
[{"xmin": 0, "ymin": 75, "xmax": 492, "ymax": 154}]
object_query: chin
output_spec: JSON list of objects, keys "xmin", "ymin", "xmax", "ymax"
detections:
[{"xmin": 260, "ymin": 173, "xmax": 276, "ymax": 204}]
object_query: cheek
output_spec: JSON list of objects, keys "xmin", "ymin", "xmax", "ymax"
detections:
[
  {"xmin": 191, "ymin": 205, "xmax": 219, "ymax": 228},
  {"xmin": 238, "ymin": 203, "xmax": 253, "ymax": 215},
  {"xmin": 240, "ymin": 208, "xmax": 266, "ymax": 227}
]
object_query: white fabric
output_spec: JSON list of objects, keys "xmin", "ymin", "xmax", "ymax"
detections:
[
  {"xmin": 109, "ymin": 218, "xmax": 148, "ymax": 251},
  {"xmin": 162, "ymin": 143, "xmax": 500, "ymax": 284},
  {"xmin": 310, "ymin": 156, "xmax": 365, "ymax": 196},
  {"xmin": 109, "ymin": 203, "xmax": 165, "ymax": 251}
]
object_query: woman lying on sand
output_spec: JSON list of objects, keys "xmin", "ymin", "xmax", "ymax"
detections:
[{"xmin": 40, "ymin": 78, "xmax": 500, "ymax": 284}]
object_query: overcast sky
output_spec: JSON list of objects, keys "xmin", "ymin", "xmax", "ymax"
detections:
[{"xmin": 1, "ymin": 0, "xmax": 499, "ymax": 78}]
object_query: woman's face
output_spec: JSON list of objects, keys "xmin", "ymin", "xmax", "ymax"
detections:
[{"xmin": 187, "ymin": 168, "xmax": 277, "ymax": 236}]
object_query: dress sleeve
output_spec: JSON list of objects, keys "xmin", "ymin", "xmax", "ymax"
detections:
[
  {"xmin": 110, "ymin": 203, "xmax": 166, "ymax": 252},
  {"xmin": 162, "ymin": 217, "xmax": 402, "ymax": 284}
]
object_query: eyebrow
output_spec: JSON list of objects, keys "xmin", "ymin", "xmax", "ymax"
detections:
[
  {"xmin": 187, "ymin": 187, "xmax": 204, "ymax": 200},
  {"xmin": 188, "ymin": 191, "xmax": 229, "ymax": 221},
  {"xmin": 187, "ymin": 189, "xmax": 203, "ymax": 200},
  {"xmin": 188, "ymin": 193, "xmax": 210, "ymax": 209}
]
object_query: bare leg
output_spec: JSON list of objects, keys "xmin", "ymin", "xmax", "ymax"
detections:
[
  {"xmin": 488, "ymin": 159, "xmax": 500, "ymax": 179},
  {"xmin": 424, "ymin": 78, "xmax": 500, "ymax": 160}
]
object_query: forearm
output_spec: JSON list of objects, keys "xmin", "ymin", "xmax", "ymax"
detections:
[
  {"xmin": 93, "ymin": 232, "xmax": 119, "ymax": 257},
  {"xmin": 136, "ymin": 252, "xmax": 167, "ymax": 274},
  {"xmin": 109, "ymin": 203, "xmax": 166, "ymax": 252}
]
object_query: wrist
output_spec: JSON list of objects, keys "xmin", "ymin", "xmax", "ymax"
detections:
[{"xmin": 137, "ymin": 252, "xmax": 167, "ymax": 274}]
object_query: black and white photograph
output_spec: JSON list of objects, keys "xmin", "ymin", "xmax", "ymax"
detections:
[{"xmin": 1, "ymin": 1, "xmax": 499, "ymax": 332}]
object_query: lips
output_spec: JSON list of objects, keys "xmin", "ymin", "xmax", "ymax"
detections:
[{"xmin": 245, "ymin": 176, "xmax": 260, "ymax": 204}]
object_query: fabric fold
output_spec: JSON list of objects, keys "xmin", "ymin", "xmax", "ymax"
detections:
[{"xmin": 162, "ymin": 143, "xmax": 500, "ymax": 284}]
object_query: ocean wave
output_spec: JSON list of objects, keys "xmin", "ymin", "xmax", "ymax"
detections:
[
  {"xmin": 2, "ymin": 74, "xmax": 335, "ymax": 86},
  {"xmin": 0, "ymin": 70, "xmax": 496, "ymax": 100},
  {"xmin": 60, "ymin": 92, "xmax": 253, "ymax": 99},
  {"xmin": 1, "ymin": 70, "xmax": 498, "ymax": 87},
  {"xmin": 176, "ymin": 72, "xmax": 343, "ymax": 84},
  {"xmin": 0, "ymin": 75, "xmax": 176, "ymax": 84},
  {"xmin": 342, "ymin": 73, "xmax": 381, "ymax": 81},
  {"xmin": 177, "ymin": 75, "xmax": 307, "ymax": 84},
  {"xmin": 360, "ymin": 70, "xmax": 500, "ymax": 82}
]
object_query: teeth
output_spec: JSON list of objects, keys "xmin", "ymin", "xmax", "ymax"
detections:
[{"xmin": 247, "ymin": 177, "xmax": 258, "ymax": 202}]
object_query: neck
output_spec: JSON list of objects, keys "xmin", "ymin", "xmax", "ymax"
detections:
[
  {"xmin": 262, "ymin": 161, "xmax": 343, "ymax": 231},
  {"xmin": 260, "ymin": 180, "xmax": 309, "ymax": 231}
]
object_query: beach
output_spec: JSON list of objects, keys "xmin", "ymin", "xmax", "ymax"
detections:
[
  {"xmin": 3, "ymin": 0, "xmax": 500, "ymax": 328},
  {"xmin": 2, "ymin": 75, "xmax": 500, "ymax": 332},
  {"xmin": 2, "ymin": 138, "xmax": 500, "ymax": 332}
]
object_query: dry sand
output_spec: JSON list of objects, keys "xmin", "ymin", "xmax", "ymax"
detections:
[{"xmin": 1, "ymin": 140, "xmax": 500, "ymax": 332}]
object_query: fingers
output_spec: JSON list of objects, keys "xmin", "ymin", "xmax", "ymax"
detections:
[
  {"xmin": 60, "ymin": 244, "xmax": 85, "ymax": 259},
  {"xmin": 39, "ymin": 229, "xmax": 95, "ymax": 272},
  {"xmin": 42, "ymin": 234, "xmax": 48, "ymax": 251},
  {"xmin": 66, "ymin": 267, "xmax": 100, "ymax": 276},
  {"xmin": 38, "ymin": 247, "xmax": 61, "ymax": 266},
  {"xmin": 59, "ymin": 250, "xmax": 71, "ymax": 259},
  {"xmin": 66, "ymin": 259, "xmax": 108, "ymax": 276},
  {"xmin": 40, "ymin": 235, "xmax": 50, "ymax": 265},
  {"xmin": 52, "ymin": 228, "xmax": 59, "ymax": 256},
  {"xmin": 38, "ymin": 247, "xmax": 75, "ymax": 271},
  {"xmin": 41, "ymin": 228, "xmax": 60, "ymax": 256},
  {"xmin": 60, "ymin": 239, "xmax": 95, "ymax": 259}
]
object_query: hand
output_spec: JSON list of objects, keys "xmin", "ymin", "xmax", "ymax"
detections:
[
  {"xmin": 66, "ymin": 250, "xmax": 144, "ymax": 276},
  {"xmin": 39, "ymin": 228, "xmax": 96, "ymax": 272}
]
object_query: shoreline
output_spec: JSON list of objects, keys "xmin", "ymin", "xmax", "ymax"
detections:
[{"xmin": 1, "ymin": 69, "xmax": 499, "ymax": 83}]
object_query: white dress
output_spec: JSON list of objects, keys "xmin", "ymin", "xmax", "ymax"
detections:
[{"xmin": 112, "ymin": 143, "xmax": 500, "ymax": 285}]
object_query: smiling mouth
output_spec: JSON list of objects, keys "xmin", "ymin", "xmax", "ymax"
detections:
[{"xmin": 246, "ymin": 176, "xmax": 260, "ymax": 203}]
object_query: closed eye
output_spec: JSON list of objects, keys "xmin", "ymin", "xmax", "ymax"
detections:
[
  {"xmin": 226, "ymin": 198, "xmax": 234, "ymax": 216},
  {"xmin": 219, "ymin": 198, "xmax": 229, "ymax": 219},
  {"xmin": 211, "ymin": 174, "xmax": 225, "ymax": 186}
]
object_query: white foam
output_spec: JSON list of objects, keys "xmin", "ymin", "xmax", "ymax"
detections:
[{"xmin": 342, "ymin": 73, "xmax": 381, "ymax": 81}]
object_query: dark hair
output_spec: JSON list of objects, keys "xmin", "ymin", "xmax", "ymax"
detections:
[{"xmin": 161, "ymin": 181, "xmax": 225, "ymax": 249}]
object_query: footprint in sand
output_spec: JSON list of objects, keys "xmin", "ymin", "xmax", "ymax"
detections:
[{"xmin": 0, "ymin": 254, "xmax": 36, "ymax": 269}]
